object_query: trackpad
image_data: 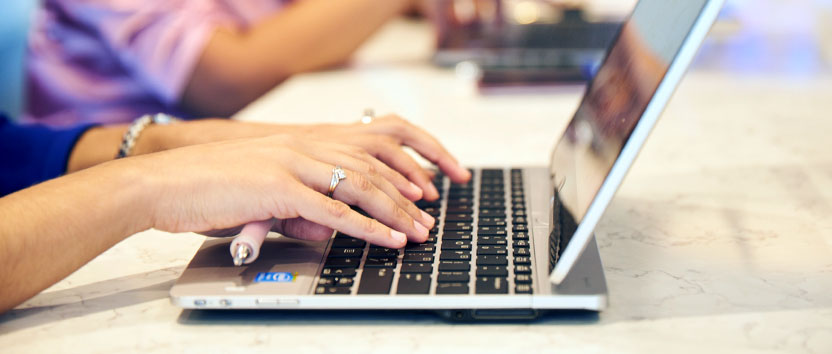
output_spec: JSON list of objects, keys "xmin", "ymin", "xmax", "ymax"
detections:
[{"xmin": 176, "ymin": 236, "xmax": 327, "ymax": 296}]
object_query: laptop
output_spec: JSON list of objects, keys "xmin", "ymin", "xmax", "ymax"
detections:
[{"xmin": 170, "ymin": 0, "xmax": 724, "ymax": 321}]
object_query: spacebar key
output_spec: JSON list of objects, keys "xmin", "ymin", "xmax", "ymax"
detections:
[{"xmin": 357, "ymin": 268, "xmax": 394, "ymax": 294}]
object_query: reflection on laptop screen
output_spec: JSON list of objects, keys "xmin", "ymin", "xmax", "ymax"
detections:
[{"xmin": 548, "ymin": 0, "xmax": 709, "ymax": 266}]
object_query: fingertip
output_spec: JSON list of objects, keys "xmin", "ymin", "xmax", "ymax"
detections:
[
  {"xmin": 390, "ymin": 230, "xmax": 407, "ymax": 247},
  {"xmin": 407, "ymin": 182, "xmax": 424, "ymax": 201},
  {"xmin": 423, "ymin": 183, "xmax": 440, "ymax": 201},
  {"xmin": 419, "ymin": 210, "xmax": 436, "ymax": 229}
]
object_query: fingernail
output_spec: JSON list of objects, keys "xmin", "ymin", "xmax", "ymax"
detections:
[
  {"xmin": 390, "ymin": 230, "xmax": 407, "ymax": 245},
  {"xmin": 428, "ymin": 183, "xmax": 439, "ymax": 199},
  {"xmin": 414, "ymin": 219, "xmax": 429, "ymax": 237},
  {"xmin": 420, "ymin": 210, "xmax": 435, "ymax": 228},
  {"xmin": 409, "ymin": 182, "xmax": 423, "ymax": 197}
]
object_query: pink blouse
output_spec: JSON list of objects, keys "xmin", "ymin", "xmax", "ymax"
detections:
[{"xmin": 25, "ymin": 0, "xmax": 288, "ymax": 126}]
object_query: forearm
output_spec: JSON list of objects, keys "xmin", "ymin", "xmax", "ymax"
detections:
[
  {"xmin": 182, "ymin": 0, "xmax": 412, "ymax": 116},
  {"xmin": 66, "ymin": 119, "xmax": 301, "ymax": 173},
  {"xmin": 0, "ymin": 160, "xmax": 150, "ymax": 312}
]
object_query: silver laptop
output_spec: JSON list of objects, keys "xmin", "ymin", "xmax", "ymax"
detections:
[{"xmin": 170, "ymin": 0, "xmax": 724, "ymax": 320}]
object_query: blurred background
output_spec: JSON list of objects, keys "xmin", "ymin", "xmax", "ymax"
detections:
[{"xmin": 1, "ymin": 0, "xmax": 830, "ymax": 119}]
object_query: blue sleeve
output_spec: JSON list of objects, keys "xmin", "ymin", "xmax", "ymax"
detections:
[{"xmin": 0, "ymin": 114, "xmax": 99, "ymax": 196}]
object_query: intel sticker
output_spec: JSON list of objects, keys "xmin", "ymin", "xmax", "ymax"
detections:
[{"xmin": 254, "ymin": 272, "xmax": 297, "ymax": 283}]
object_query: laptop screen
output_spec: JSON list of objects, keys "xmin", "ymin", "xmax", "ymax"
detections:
[{"xmin": 547, "ymin": 0, "xmax": 710, "ymax": 265}]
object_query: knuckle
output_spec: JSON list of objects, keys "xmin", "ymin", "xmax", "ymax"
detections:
[
  {"xmin": 326, "ymin": 199, "xmax": 351, "ymax": 219},
  {"xmin": 362, "ymin": 218, "xmax": 378, "ymax": 235},
  {"xmin": 365, "ymin": 163, "xmax": 379, "ymax": 177},
  {"xmin": 393, "ymin": 205, "xmax": 410, "ymax": 223},
  {"xmin": 354, "ymin": 174, "xmax": 374, "ymax": 193}
]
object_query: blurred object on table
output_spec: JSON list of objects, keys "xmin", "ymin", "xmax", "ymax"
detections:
[{"xmin": 431, "ymin": 0, "xmax": 631, "ymax": 89}]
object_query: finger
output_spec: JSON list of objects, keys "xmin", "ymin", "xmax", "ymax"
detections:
[
  {"xmin": 296, "ymin": 160, "xmax": 429, "ymax": 243},
  {"xmin": 367, "ymin": 116, "xmax": 471, "ymax": 183},
  {"xmin": 349, "ymin": 156, "xmax": 435, "ymax": 229},
  {"xmin": 291, "ymin": 186, "xmax": 408, "ymax": 248},
  {"xmin": 297, "ymin": 145, "xmax": 432, "ymax": 227},
  {"xmin": 315, "ymin": 142, "xmax": 423, "ymax": 201},
  {"xmin": 275, "ymin": 218, "xmax": 334, "ymax": 242},
  {"xmin": 340, "ymin": 146, "xmax": 424, "ymax": 201},
  {"xmin": 365, "ymin": 138, "xmax": 440, "ymax": 200}
]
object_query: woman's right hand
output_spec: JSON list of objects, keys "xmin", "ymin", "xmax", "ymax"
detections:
[{"xmin": 128, "ymin": 134, "xmax": 440, "ymax": 249}]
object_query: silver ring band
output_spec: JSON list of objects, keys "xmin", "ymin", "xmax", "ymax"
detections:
[{"xmin": 328, "ymin": 166, "xmax": 347, "ymax": 198}]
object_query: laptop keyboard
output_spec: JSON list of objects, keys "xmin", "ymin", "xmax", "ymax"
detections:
[{"xmin": 315, "ymin": 168, "xmax": 533, "ymax": 296}]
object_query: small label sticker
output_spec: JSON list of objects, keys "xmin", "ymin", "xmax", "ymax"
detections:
[{"xmin": 254, "ymin": 272, "xmax": 297, "ymax": 283}]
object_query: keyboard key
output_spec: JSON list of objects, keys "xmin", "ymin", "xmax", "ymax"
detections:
[
  {"xmin": 513, "ymin": 248, "xmax": 530, "ymax": 257},
  {"xmin": 440, "ymin": 251, "xmax": 471, "ymax": 261},
  {"xmin": 325, "ymin": 257, "xmax": 360, "ymax": 268},
  {"xmin": 320, "ymin": 267, "xmax": 357, "ymax": 278},
  {"xmin": 438, "ymin": 260, "xmax": 470, "ymax": 271},
  {"xmin": 442, "ymin": 232, "xmax": 472, "ymax": 241},
  {"xmin": 357, "ymin": 268, "xmax": 394, "ymax": 294},
  {"xmin": 515, "ymin": 284, "xmax": 533, "ymax": 294},
  {"xmin": 476, "ymin": 276, "xmax": 508, "ymax": 294},
  {"xmin": 436, "ymin": 282, "xmax": 469, "ymax": 294},
  {"xmin": 512, "ymin": 232, "xmax": 529, "ymax": 240},
  {"xmin": 512, "ymin": 210, "xmax": 527, "ymax": 218},
  {"xmin": 479, "ymin": 210, "xmax": 506, "ymax": 218},
  {"xmin": 416, "ymin": 200, "xmax": 441, "ymax": 209},
  {"xmin": 401, "ymin": 262, "xmax": 433, "ymax": 273},
  {"xmin": 477, "ymin": 266, "xmax": 508, "ymax": 277},
  {"xmin": 317, "ymin": 277, "xmax": 354, "ymax": 287},
  {"xmin": 480, "ymin": 195, "xmax": 506, "ymax": 202},
  {"xmin": 513, "ymin": 256, "xmax": 531, "ymax": 265},
  {"xmin": 446, "ymin": 197, "xmax": 474, "ymax": 206},
  {"xmin": 446, "ymin": 205, "xmax": 474, "ymax": 213},
  {"xmin": 478, "ymin": 236, "xmax": 507, "ymax": 246},
  {"xmin": 514, "ymin": 265, "xmax": 532, "ymax": 274},
  {"xmin": 364, "ymin": 257, "xmax": 398, "ymax": 268},
  {"xmin": 477, "ymin": 227, "xmax": 507, "ymax": 236},
  {"xmin": 480, "ymin": 186, "xmax": 504, "ymax": 193},
  {"xmin": 479, "ymin": 220, "xmax": 507, "ymax": 227},
  {"xmin": 327, "ymin": 247, "xmax": 363, "ymax": 258},
  {"xmin": 513, "ymin": 239, "xmax": 530, "ymax": 248},
  {"xmin": 441, "ymin": 241, "xmax": 472, "ymax": 251},
  {"xmin": 479, "ymin": 201, "xmax": 505, "ymax": 209},
  {"xmin": 405, "ymin": 244, "xmax": 435, "ymax": 253},
  {"xmin": 445, "ymin": 214, "xmax": 473, "ymax": 223},
  {"xmin": 515, "ymin": 274, "xmax": 533, "ymax": 284},
  {"xmin": 368, "ymin": 248, "xmax": 398, "ymax": 258},
  {"xmin": 315, "ymin": 286, "xmax": 351, "ymax": 295},
  {"xmin": 477, "ymin": 245, "xmax": 508, "ymax": 256},
  {"xmin": 444, "ymin": 223, "xmax": 473, "ymax": 232},
  {"xmin": 403, "ymin": 254, "xmax": 434, "ymax": 263},
  {"xmin": 476, "ymin": 255, "xmax": 508, "ymax": 266},
  {"xmin": 397, "ymin": 273, "xmax": 431, "ymax": 294},
  {"xmin": 437, "ymin": 271, "xmax": 470, "ymax": 282},
  {"xmin": 513, "ymin": 224, "xmax": 529, "ymax": 232},
  {"xmin": 331, "ymin": 237, "xmax": 366, "ymax": 249}
]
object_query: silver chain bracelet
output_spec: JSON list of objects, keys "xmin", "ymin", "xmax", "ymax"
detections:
[{"xmin": 116, "ymin": 113, "xmax": 179, "ymax": 159}]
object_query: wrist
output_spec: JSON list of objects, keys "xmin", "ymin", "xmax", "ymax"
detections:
[{"xmin": 95, "ymin": 157, "xmax": 157, "ymax": 234}]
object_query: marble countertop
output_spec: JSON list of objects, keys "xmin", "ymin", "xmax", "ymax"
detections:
[{"xmin": 2, "ymin": 2, "xmax": 831, "ymax": 353}]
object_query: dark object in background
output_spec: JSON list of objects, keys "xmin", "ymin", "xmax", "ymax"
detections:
[{"xmin": 432, "ymin": 1, "xmax": 621, "ymax": 87}]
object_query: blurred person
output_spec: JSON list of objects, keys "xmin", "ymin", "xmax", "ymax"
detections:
[
  {"xmin": 0, "ymin": 112, "xmax": 471, "ymax": 313},
  {"xmin": 25, "ymin": 0, "xmax": 425, "ymax": 126}
]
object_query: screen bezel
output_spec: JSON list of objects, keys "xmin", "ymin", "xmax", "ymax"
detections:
[{"xmin": 548, "ymin": 0, "xmax": 725, "ymax": 285}]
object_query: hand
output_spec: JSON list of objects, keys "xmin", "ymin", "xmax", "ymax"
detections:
[
  {"xmin": 131, "ymin": 134, "xmax": 453, "ymax": 248},
  {"xmin": 148, "ymin": 115, "xmax": 472, "ymax": 201}
]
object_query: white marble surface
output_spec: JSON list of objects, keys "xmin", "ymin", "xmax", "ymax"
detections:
[{"xmin": 2, "ymin": 2, "xmax": 832, "ymax": 353}]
